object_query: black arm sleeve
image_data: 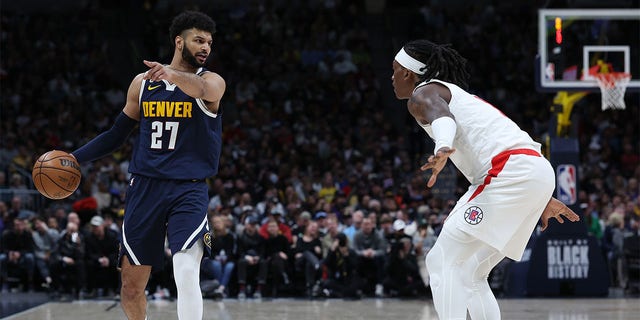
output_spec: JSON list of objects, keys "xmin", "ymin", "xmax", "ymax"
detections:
[{"xmin": 71, "ymin": 112, "xmax": 137, "ymax": 163}]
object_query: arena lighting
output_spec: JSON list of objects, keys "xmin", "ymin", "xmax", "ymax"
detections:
[{"xmin": 555, "ymin": 17, "xmax": 563, "ymax": 44}]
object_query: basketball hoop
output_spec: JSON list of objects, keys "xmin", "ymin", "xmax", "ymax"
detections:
[{"xmin": 592, "ymin": 72, "xmax": 631, "ymax": 110}]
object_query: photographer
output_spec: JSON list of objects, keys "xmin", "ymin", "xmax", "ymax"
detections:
[
  {"xmin": 321, "ymin": 233, "xmax": 362, "ymax": 299},
  {"xmin": 382, "ymin": 238, "xmax": 424, "ymax": 298}
]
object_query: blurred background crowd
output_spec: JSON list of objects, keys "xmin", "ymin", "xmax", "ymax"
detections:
[{"xmin": 0, "ymin": 0, "xmax": 638, "ymax": 302}]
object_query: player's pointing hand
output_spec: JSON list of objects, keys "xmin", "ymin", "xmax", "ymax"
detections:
[{"xmin": 143, "ymin": 60, "xmax": 175, "ymax": 82}]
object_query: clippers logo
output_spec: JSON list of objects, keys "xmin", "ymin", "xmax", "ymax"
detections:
[
  {"xmin": 557, "ymin": 164, "xmax": 576, "ymax": 205},
  {"xmin": 464, "ymin": 206, "xmax": 483, "ymax": 225}
]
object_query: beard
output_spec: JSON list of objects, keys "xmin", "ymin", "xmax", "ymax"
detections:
[{"xmin": 182, "ymin": 46, "xmax": 204, "ymax": 68}]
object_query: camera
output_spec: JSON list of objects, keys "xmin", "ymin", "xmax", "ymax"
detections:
[{"xmin": 337, "ymin": 233, "xmax": 347, "ymax": 247}]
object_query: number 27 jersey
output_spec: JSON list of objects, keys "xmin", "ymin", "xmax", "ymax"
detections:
[{"xmin": 129, "ymin": 68, "xmax": 222, "ymax": 180}]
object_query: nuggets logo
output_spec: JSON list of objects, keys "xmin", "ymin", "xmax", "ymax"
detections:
[
  {"xmin": 464, "ymin": 206, "xmax": 483, "ymax": 225},
  {"xmin": 203, "ymin": 233, "xmax": 212, "ymax": 249}
]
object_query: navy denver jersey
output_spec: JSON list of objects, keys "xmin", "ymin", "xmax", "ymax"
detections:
[{"xmin": 129, "ymin": 68, "xmax": 222, "ymax": 180}]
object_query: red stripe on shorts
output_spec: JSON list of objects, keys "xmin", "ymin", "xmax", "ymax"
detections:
[{"xmin": 467, "ymin": 149, "xmax": 541, "ymax": 202}]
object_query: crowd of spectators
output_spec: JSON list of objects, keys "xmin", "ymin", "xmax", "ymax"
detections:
[{"xmin": 1, "ymin": 0, "xmax": 639, "ymax": 301}]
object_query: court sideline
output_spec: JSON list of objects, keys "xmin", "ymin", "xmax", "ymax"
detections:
[{"xmin": 2, "ymin": 297, "xmax": 639, "ymax": 320}]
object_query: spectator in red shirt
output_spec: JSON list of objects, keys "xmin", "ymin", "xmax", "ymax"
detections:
[{"xmin": 259, "ymin": 207, "xmax": 292, "ymax": 243}]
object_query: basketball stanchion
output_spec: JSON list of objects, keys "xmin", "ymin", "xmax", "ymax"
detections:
[{"xmin": 552, "ymin": 91, "xmax": 588, "ymax": 137}]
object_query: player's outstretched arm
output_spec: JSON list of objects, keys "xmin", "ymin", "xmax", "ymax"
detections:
[
  {"xmin": 71, "ymin": 74, "xmax": 143, "ymax": 163},
  {"xmin": 540, "ymin": 197, "xmax": 581, "ymax": 231}
]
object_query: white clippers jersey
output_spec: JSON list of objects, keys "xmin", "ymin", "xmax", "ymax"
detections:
[{"xmin": 416, "ymin": 79, "xmax": 541, "ymax": 185}]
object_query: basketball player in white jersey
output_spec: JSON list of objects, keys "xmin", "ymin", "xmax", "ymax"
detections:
[{"xmin": 391, "ymin": 40, "xmax": 580, "ymax": 319}]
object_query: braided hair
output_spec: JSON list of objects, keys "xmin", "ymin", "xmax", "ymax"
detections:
[{"xmin": 403, "ymin": 40, "xmax": 470, "ymax": 90}]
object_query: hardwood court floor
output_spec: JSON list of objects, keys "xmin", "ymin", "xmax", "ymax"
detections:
[{"xmin": 2, "ymin": 297, "xmax": 639, "ymax": 320}]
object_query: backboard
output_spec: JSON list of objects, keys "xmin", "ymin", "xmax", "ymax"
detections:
[{"xmin": 537, "ymin": 9, "xmax": 640, "ymax": 92}]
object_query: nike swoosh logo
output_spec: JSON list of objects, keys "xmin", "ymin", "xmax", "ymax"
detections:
[{"xmin": 147, "ymin": 84, "xmax": 161, "ymax": 90}]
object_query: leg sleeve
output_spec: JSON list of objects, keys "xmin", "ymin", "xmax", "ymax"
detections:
[{"xmin": 173, "ymin": 239, "xmax": 204, "ymax": 320}]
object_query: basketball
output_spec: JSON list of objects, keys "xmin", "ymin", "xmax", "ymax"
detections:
[{"xmin": 32, "ymin": 150, "xmax": 82, "ymax": 200}]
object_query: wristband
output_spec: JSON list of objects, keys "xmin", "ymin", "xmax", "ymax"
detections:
[{"xmin": 431, "ymin": 116, "xmax": 456, "ymax": 154}]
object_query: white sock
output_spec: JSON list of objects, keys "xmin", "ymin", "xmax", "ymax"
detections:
[{"xmin": 173, "ymin": 239, "xmax": 204, "ymax": 320}]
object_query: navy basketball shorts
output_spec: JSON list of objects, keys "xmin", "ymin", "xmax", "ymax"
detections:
[{"xmin": 119, "ymin": 174, "xmax": 212, "ymax": 270}]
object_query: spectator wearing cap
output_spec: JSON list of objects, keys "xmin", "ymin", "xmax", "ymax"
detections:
[
  {"xmin": 314, "ymin": 211, "xmax": 328, "ymax": 235},
  {"xmin": 237, "ymin": 216, "xmax": 267, "ymax": 300},
  {"xmin": 389, "ymin": 219, "xmax": 414, "ymax": 248},
  {"xmin": 258, "ymin": 206, "xmax": 293, "ymax": 243},
  {"xmin": 353, "ymin": 217, "xmax": 387, "ymax": 297},
  {"xmin": 84, "ymin": 215, "xmax": 119, "ymax": 297}
]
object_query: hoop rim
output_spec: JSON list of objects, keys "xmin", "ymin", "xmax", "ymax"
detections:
[
  {"xmin": 592, "ymin": 72, "xmax": 632, "ymax": 89},
  {"xmin": 592, "ymin": 71, "xmax": 632, "ymax": 79}
]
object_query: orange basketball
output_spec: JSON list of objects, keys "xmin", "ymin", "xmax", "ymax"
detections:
[{"xmin": 32, "ymin": 150, "xmax": 82, "ymax": 200}]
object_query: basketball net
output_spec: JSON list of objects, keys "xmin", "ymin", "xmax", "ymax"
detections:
[{"xmin": 593, "ymin": 72, "xmax": 631, "ymax": 110}]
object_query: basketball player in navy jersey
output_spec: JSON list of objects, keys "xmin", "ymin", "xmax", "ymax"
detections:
[
  {"xmin": 391, "ymin": 40, "xmax": 580, "ymax": 319},
  {"xmin": 71, "ymin": 11, "xmax": 224, "ymax": 320}
]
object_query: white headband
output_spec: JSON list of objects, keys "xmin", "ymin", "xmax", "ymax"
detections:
[{"xmin": 395, "ymin": 47, "xmax": 427, "ymax": 75}]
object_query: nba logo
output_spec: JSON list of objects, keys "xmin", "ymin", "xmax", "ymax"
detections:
[{"xmin": 557, "ymin": 164, "xmax": 576, "ymax": 205}]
